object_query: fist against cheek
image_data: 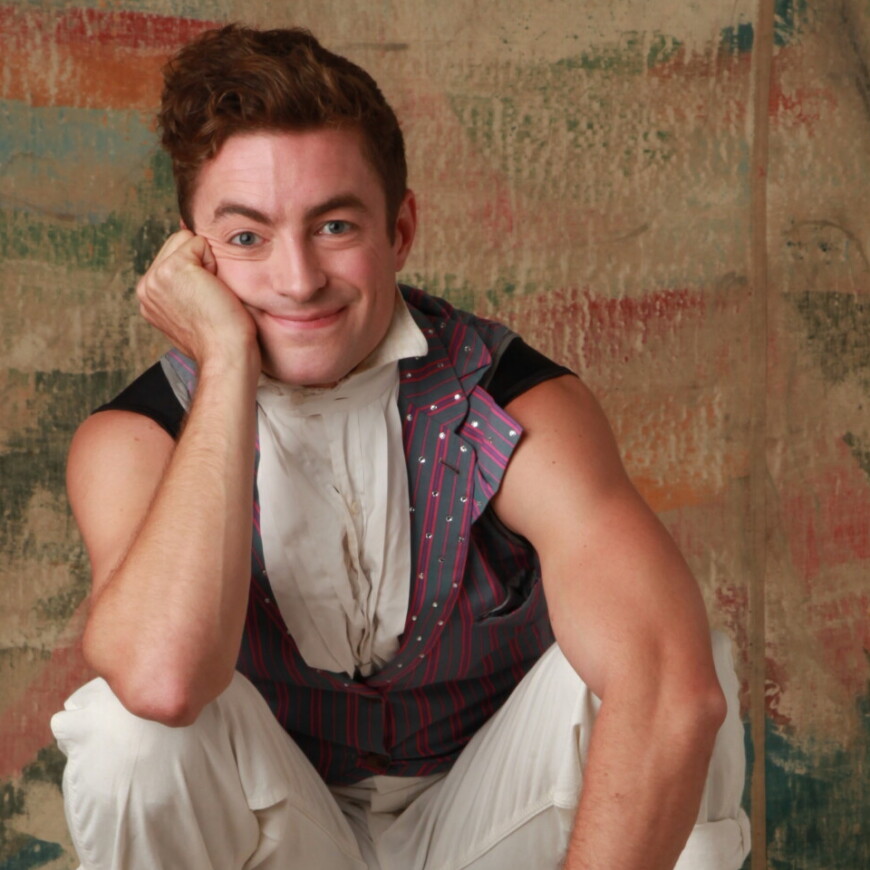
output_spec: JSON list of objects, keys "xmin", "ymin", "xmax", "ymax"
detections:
[{"xmin": 136, "ymin": 232, "xmax": 258, "ymax": 365}]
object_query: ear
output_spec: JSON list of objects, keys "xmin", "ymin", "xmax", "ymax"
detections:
[{"xmin": 392, "ymin": 189, "xmax": 417, "ymax": 272}]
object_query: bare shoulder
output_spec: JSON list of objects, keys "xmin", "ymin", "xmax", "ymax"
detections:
[
  {"xmin": 67, "ymin": 410, "xmax": 175, "ymax": 594},
  {"xmin": 492, "ymin": 375, "xmax": 714, "ymax": 695},
  {"xmin": 492, "ymin": 374, "xmax": 633, "ymax": 543}
]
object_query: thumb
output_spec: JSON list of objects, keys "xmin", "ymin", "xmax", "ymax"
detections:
[{"xmin": 197, "ymin": 236, "xmax": 218, "ymax": 275}]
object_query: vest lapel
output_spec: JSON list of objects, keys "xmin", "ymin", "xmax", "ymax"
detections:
[{"xmin": 369, "ymin": 300, "xmax": 493, "ymax": 683}]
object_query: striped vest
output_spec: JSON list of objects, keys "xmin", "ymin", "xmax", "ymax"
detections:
[{"xmin": 164, "ymin": 287, "xmax": 554, "ymax": 784}]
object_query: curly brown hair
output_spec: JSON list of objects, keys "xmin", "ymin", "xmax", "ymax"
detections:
[{"xmin": 158, "ymin": 24, "xmax": 407, "ymax": 233}]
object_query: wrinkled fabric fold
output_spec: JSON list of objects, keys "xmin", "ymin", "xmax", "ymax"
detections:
[{"xmin": 256, "ymin": 292, "xmax": 427, "ymax": 676}]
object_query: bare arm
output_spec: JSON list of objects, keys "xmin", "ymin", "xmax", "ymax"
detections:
[
  {"xmin": 69, "ymin": 231, "xmax": 260, "ymax": 725},
  {"xmin": 493, "ymin": 375, "xmax": 725, "ymax": 870}
]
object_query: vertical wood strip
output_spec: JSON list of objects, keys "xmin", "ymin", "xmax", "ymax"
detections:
[{"xmin": 749, "ymin": 1, "xmax": 775, "ymax": 867}]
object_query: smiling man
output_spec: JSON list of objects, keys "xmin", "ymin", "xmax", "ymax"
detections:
[{"xmin": 51, "ymin": 24, "xmax": 750, "ymax": 870}]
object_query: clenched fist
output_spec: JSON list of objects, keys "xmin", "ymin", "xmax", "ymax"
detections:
[{"xmin": 136, "ymin": 230, "xmax": 260, "ymax": 371}]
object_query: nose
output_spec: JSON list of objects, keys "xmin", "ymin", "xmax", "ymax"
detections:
[{"xmin": 270, "ymin": 235, "xmax": 327, "ymax": 302}]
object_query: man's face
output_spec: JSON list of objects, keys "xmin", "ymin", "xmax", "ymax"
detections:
[{"xmin": 189, "ymin": 127, "xmax": 416, "ymax": 386}]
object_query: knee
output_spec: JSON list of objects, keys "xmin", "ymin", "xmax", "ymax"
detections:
[{"xmin": 52, "ymin": 678, "xmax": 229, "ymax": 803}]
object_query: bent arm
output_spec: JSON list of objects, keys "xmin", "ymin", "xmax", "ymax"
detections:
[
  {"xmin": 70, "ymin": 230, "xmax": 264, "ymax": 725},
  {"xmin": 493, "ymin": 375, "xmax": 725, "ymax": 870},
  {"xmin": 69, "ymin": 353, "xmax": 259, "ymax": 726}
]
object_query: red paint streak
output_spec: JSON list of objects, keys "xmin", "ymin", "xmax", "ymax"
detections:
[
  {"xmin": 0, "ymin": 633, "xmax": 92, "ymax": 779},
  {"xmin": 0, "ymin": 6, "xmax": 219, "ymax": 51},
  {"xmin": 497, "ymin": 285, "xmax": 707, "ymax": 373},
  {"xmin": 783, "ymin": 460, "xmax": 870, "ymax": 583},
  {"xmin": 769, "ymin": 82, "xmax": 838, "ymax": 130},
  {"xmin": 776, "ymin": 445, "xmax": 870, "ymax": 705},
  {"xmin": 810, "ymin": 593, "xmax": 870, "ymax": 700},
  {"xmin": 648, "ymin": 41, "xmax": 752, "ymax": 82},
  {"xmin": 475, "ymin": 185, "xmax": 514, "ymax": 236},
  {"xmin": 54, "ymin": 8, "xmax": 219, "ymax": 50},
  {"xmin": 768, "ymin": 47, "xmax": 838, "ymax": 132}
]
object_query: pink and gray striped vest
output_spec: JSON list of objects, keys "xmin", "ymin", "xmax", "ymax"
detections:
[{"xmin": 164, "ymin": 286, "xmax": 555, "ymax": 784}]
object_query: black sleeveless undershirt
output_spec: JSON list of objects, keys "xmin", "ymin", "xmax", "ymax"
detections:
[{"xmin": 95, "ymin": 337, "xmax": 574, "ymax": 441}]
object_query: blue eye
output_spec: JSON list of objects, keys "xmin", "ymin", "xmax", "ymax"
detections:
[
  {"xmin": 321, "ymin": 220, "xmax": 351, "ymax": 235},
  {"xmin": 230, "ymin": 231, "xmax": 261, "ymax": 246}
]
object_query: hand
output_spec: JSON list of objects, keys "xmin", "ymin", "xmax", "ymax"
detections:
[{"xmin": 136, "ymin": 230, "xmax": 259, "ymax": 370}]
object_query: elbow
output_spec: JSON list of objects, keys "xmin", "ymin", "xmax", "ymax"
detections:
[
  {"xmin": 671, "ymin": 674, "xmax": 729, "ymax": 755},
  {"xmin": 117, "ymin": 681, "xmax": 204, "ymax": 728},
  {"xmin": 83, "ymin": 633, "xmax": 220, "ymax": 728}
]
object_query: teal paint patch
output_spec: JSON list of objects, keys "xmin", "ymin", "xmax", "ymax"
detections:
[
  {"xmin": 12, "ymin": 0, "xmax": 234, "ymax": 19},
  {"xmin": 0, "ymin": 102, "xmax": 156, "ymax": 218},
  {"xmin": 21, "ymin": 746, "xmax": 65, "ymax": 790},
  {"xmin": 150, "ymin": 149, "xmax": 176, "ymax": 204},
  {"xmin": 732, "ymin": 720, "xmax": 753, "ymax": 870},
  {"xmin": 789, "ymin": 292, "xmax": 870, "ymax": 388},
  {"xmin": 0, "ymin": 101, "xmax": 154, "ymax": 166},
  {"xmin": 0, "ymin": 749, "xmax": 67, "ymax": 866},
  {"xmin": 0, "ymin": 148, "xmax": 177, "ymax": 271},
  {"xmin": 131, "ymin": 213, "xmax": 180, "ymax": 277},
  {"xmin": 765, "ymin": 691, "xmax": 869, "ymax": 868},
  {"xmin": 0, "ymin": 369, "xmax": 131, "ymax": 553},
  {"xmin": 33, "ymin": 577, "xmax": 88, "ymax": 623},
  {"xmin": 447, "ymin": 45, "xmax": 685, "ymax": 205},
  {"xmin": 401, "ymin": 272, "xmax": 478, "ymax": 311},
  {"xmin": 0, "ymin": 838, "xmax": 63, "ymax": 870},
  {"xmin": 0, "ymin": 207, "xmax": 173, "ymax": 275},
  {"xmin": 448, "ymin": 86, "xmax": 676, "ymax": 189},
  {"xmin": 720, "ymin": 22, "xmax": 755, "ymax": 54},
  {"xmin": 401, "ymin": 273, "xmax": 542, "ymax": 312},
  {"xmin": 843, "ymin": 432, "xmax": 870, "ymax": 480},
  {"xmin": 0, "ymin": 208, "xmax": 127, "ymax": 269},
  {"xmin": 0, "ymin": 783, "xmax": 24, "ymax": 821},
  {"xmin": 720, "ymin": 0, "xmax": 807, "ymax": 54},
  {"xmin": 554, "ymin": 31, "xmax": 683, "ymax": 75},
  {"xmin": 773, "ymin": 0, "xmax": 808, "ymax": 47}
]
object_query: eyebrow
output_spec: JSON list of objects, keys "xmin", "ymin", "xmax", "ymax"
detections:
[
  {"xmin": 210, "ymin": 194, "xmax": 368, "ymax": 226},
  {"xmin": 212, "ymin": 202, "xmax": 274, "ymax": 226},
  {"xmin": 304, "ymin": 194, "xmax": 367, "ymax": 221}
]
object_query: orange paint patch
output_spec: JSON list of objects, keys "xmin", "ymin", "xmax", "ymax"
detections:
[
  {"xmin": 0, "ymin": 6, "xmax": 219, "ymax": 109},
  {"xmin": 618, "ymin": 392, "xmax": 750, "ymax": 512}
]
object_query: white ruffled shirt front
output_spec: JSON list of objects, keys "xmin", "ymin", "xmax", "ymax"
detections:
[{"xmin": 255, "ymin": 293, "xmax": 429, "ymax": 678}]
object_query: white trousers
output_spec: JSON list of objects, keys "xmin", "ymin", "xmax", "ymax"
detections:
[{"xmin": 51, "ymin": 634, "xmax": 750, "ymax": 870}]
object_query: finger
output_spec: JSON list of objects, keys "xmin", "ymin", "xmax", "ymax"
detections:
[
  {"xmin": 190, "ymin": 234, "xmax": 218, "ymax": 276},
  {"xmin": 150, "ymin": 229, "xmax": 196, "ymax": 267}
]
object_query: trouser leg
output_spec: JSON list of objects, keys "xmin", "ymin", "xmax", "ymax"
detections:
[
  {"xmin": 50, "ymin": 672, "xmax": 367, "ymax": 870},
  {"xmin": 374, "ymin": 631, "xmax": 750, "ymax": 870}
]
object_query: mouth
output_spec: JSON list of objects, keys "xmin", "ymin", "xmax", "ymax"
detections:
[{"xmin": 263, "ymin": 307, "xmax": 345, "ymax": 331}]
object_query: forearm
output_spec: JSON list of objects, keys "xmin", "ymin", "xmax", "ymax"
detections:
[
  {"xmin": 564, "ymin": 679, "xmax": 725, "ymax": 869},
  {"xmin": 83, "ymin": 353, "xmax": 259, "ymax": 723}
]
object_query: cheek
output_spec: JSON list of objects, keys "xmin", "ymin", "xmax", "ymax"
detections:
[{"xmin": 214, "ymin": 258, "xmax": 264, "ymax": 302}]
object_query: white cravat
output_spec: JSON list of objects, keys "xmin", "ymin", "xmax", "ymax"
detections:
[{"xmin": 255, "ymin": 293, "xmax": 428, "ymax": 677}]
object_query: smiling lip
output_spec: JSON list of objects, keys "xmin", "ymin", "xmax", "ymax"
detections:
[{"xmin": 264, "ymin": 308, "xmax": 345, "ymax": 330}]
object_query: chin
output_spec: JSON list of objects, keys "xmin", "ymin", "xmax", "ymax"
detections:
[{"xmin": 262, "ymin": 357, "xmax": 351, "ymax": 389}]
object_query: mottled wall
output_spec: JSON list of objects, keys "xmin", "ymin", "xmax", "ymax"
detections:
[{"xmin": 0, "ymin": 2, "xmax": 867, "ymax": 868}]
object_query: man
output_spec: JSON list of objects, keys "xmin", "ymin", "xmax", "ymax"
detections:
[{"xmin": 52, "ymin": 24, "xmax": 750, "ymax": 870}]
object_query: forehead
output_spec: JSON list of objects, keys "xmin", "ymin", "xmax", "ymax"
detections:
[{"xmin": 190, "ymin": 127, "xmax": 385, "ymax": 222}]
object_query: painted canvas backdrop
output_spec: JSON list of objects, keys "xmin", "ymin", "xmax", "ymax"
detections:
[{"xmin": 1, "ymin": 2, "xmax": 867, "ymax": 867}]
